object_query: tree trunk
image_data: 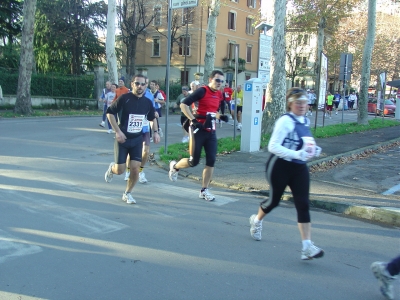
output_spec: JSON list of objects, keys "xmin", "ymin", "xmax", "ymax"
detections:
[
  {"xmin": 203, "ymin": 0, "xmax": 220, "ymax": 82},
  {"xmin": 358, "ymin": 0, "xmax": 376, "ymax": 125},
  {"xmin": 262, "ymin": 0, "xmax": 286, "ymax": 135},
  {"xmin": 106, "ymin": 0, "xmax": 118, "ymax": 83},
  {"xmin": 14, "ymin": 0, "xmax": 37, "ymax": 115},
  {"xmin": 125, "ymin": 36, "xmax": 137, "ymax": 79}
]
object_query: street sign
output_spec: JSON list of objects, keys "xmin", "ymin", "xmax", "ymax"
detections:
[{"xmin": 170, "ymin": 0, "xmax": 198, "ymax": 9}]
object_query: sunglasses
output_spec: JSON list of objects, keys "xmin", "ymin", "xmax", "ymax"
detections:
[
  {"xmin": 134, "ymin": 82, "xmax": 146, "ymax": 87},
  {"xmin": 214, "ymin": 78, "xmax": 224, "ymax": 83}
]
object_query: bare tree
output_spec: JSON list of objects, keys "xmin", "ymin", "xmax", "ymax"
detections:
[
  {"xmin": 262, "ymin": 0, "xmax": 287, "ymax": 135},
  {"xmin": 203, "ymin": 0, "xmax": 221, "ymax": 81},
  {"xmin": 118, "ymin": 0, "xmax": 157, "ymax": 78},
  {"xmin": 357, "ymin": 0, "xmax": 376, "ymax": 125},
  {"xmin": 106, "ymin": 0, "xmax": 118, "ymax": 83},
  {"xmin": 14, "ymin": 0, "xmax": 37, "ymax": 115}
]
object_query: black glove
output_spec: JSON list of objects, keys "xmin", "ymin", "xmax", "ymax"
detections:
[
  {"xmin": 219, "ymin": 115, "xmax": 229, "ymax": 123},
  {"xmin": 191, "ymin": 119, "xmax": 204, "ymax": 131}
]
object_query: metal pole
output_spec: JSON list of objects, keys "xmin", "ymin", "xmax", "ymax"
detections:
[
  {"xmin": 341, "ymin": 54, "xmax": 348, "ymax": 124},
  {"xmin": 233, "ymin": 44, "xmax": 239, "ymax": 140},
  {"xmin": 164, "ymin": 2, "xmax": 172, "ymax": 154},
  {"xmin": 183, "ymin": 9, "xmax": 189, "ymax": 85}
]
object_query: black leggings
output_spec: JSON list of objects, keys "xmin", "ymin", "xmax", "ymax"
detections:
[
  {"xmin": 188, "ymin": 128, "xmax": 217, "ymax": 167},
  {"xmin": 260, "ymin": 155, "xmax": 310, "ymax": 223}
]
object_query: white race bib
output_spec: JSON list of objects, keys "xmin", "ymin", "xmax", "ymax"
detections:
[{"xmin": 127, "ymin": 114, "xmax": 145, "ymax": 133}]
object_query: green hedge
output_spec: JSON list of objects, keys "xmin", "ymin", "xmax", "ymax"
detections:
[{"xmin": 0, "ymin": 70, "xmax": 95, "ymax": 98}]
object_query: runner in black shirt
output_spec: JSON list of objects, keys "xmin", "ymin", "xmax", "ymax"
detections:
[{"xmin": 104, "ymin": 74, "xmax": 160, "ymax": 204}]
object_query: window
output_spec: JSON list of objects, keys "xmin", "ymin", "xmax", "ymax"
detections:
[
  {"xmin": 295, "ymin": 56, "xmax": 301, "ymax": 68},
  {"xmin": 302, "ymin": 57, "xmax": 307, "ymax": 68},
  {"xmin": 231, "ymin": 0, "xmax": 238, "ymax": 3},
  {"xmin": 154, "ymin": 5, "xmax": 162, "ymax": 26},
  {"xmin": 228, "ymin": 12, "xmax": 236, "ymax": 30},
  {"xmin": 246, "ymin": 45, "xmax": 252, "ymax": 63},
  {"xmin": 246, "ymin": 17, "xmax": 254, "ymax": 35},
  {"xmin": 228, "ymin": 43, "xmax": 237, "ymax": 60},
  {"xmin": 179, "ymin": 35, "xmax": 190, "ymax": 56},
  {"xmin": 245, "ymin": 73, "xmax": 251, "ymax": 80},
  {"xmin": 182, "ymin": 8, "xmax": 194, "ymax": 24},
  {"xmin": 247, "ymin": 0, "xmax": 256, "ymax": 8},
  {"xmin": 297, "ymin": 34, "xmax": 309, "ymax": 45},
  {"xmin": 152, "ymin": 37, "xmax": 160, "ymax": 57}
]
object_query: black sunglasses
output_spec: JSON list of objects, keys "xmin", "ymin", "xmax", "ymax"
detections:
[
  {"xmin": 134, "ymin": 82, "xmax": 146, "ymax": 87},
  {"xmin": 214, "ymin": 78, "xmax": 224, "ymax": 83}
]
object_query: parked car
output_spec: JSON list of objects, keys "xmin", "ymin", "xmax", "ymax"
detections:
[{"xmin": 367, "ymin": 98, "xmax": 396, "ymax": 116}]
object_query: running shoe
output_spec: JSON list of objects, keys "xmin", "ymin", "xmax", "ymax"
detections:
[
  {"xmin": 301, "ymin": 242, "xmax": 324, "ymax": 260},
  {"xmin": 99, "ymin": 121, "xmax": 105, "ymax": 128},
  {"xmin": 122, "ymin": 192, "xmax": 136, "ymax": 204},
  {"xmin": 105, "ymin": 162, "xmax": 115, "ymax": 183},
  {"xmin": 124, "ymin": 171, "xmax": 130, "ymax": 181},
  {"xmin": 182, "ymin": 136, "xmax": 189, "ymax": 143},
  {"xmin": 107, "ymin": 129, "xmax": 113, "ymax": 134},
  {"xmin": 158, "ymin": 128, "xmax": 164, "ymax": 137},
  {"xmin": 249, "ymin": 214, "xmax": 262, "ymax": 241},
  {"xmin": 168, "ymin": 160, "xmax": 178, "ymax": 182},
  {"xmin": 199, "ymin": 188, "xmax": 215, "ymax": 201},
  {"xmin": 138, "ymin": 171, "xmax": 148, "ymax": 183},
  {"xmin": 371, "ymin": 261, "xmax": 397, "ymax": 300}
]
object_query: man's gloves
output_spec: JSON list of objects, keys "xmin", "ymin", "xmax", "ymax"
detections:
[
  {"xmin": 219, "ymin": 115, "xmax": 229, "ymax": 123},
  {"xmin": 191, "ymin": 119, "xmax": 204, "ymax": 131}
]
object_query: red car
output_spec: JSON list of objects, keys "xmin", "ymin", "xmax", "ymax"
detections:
[{"xmin": 368, "ymin": 99, "xmax": 396, "ymax": 116}]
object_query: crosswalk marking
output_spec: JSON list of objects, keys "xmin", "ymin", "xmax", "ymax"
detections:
[
  {"xmin": 156, "ymin": 183, "xmax": 237, "ymax": 206},
  {"xmin": 0, "ymin": 230, "xmax": 42, "ymax": 264}
]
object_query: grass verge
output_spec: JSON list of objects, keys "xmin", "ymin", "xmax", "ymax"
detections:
[{"xmin": 159, "ymin": 118, "xmax": 400, "ymax": 163}]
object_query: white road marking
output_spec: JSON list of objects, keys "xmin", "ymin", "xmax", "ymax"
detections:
[
  {"xmin": 0, "ymin": 230, "xmax": 42, "ymax": 264},
  {"xmin": 5, "ymin": 191, "xmax": 128, "ymax": 235},
  {"xmin": 382, "ymin": 183, "xmax": 400, "ymax": 195},
  {"xmin": 156, "ymin": 183, "xmax": 237, "ymax": 206}
]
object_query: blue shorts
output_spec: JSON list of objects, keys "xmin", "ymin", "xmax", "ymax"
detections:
[{"xmin": 114, "ymin": 135, "xmax": 142, "ymax": 164}]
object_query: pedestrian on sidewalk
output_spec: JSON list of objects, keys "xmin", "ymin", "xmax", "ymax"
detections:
[
  {"xmin": 99, "ymin": 81, "xmax": 111, "ymax": 128},
  {"xmin": 168, "ymin": 70, "xmax": 229, "ymax": 201},
  {"xmin": 249, "ymin": 87, "xmax": 324, "ymax": 260},
  {"xmin": 371, "ymin": 256, "xmax": 400, "ymax": 300}
]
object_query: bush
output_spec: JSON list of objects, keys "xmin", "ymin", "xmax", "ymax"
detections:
[{"xmin": 0, "ymin": 69, "xmax": 95, "ymax": 98}]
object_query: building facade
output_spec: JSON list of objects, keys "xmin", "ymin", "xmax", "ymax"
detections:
[{"xmin": 128, "ymin": 0, "xmax": 261, "ymax": 87}]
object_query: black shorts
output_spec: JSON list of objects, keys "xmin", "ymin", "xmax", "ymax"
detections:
[
  {"xmin": 334, "ymin": 101, "xmax": 340, "ymax": 108},
  {"xmin": 114, "ymin": 135, "xmax": 142, "ymax": 164},
  {"xmin": 180, "ymin": 115, "xmax": 188, "ymax": 126},
  {"xmin": 237, "ymin": 105, "xmax": 243, "ymax": 113}
]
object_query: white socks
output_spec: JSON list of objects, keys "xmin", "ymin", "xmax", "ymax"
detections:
[{"xmin": 302, "ymin": 239, "xmax": 312, "ymax": 250}]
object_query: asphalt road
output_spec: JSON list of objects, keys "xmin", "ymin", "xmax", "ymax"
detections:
[{"xmin": 0, "ymin": 116, "xmax": 399, "ymax": 300}]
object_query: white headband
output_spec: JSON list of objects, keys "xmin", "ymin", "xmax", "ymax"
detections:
[{"xmin": 288, "ymin": 95, "xmax": 308, "ymax": 102}]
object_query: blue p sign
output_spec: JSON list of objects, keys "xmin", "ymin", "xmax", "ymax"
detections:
[{"xmin": 245, "ymin": 83, "xmax": 252, "ymax": 91}]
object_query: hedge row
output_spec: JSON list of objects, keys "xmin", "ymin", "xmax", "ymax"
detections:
[
  {"xmin": 0, "ymin": 70, "xmax": 188, "ymax": 101},
  {"xmin": 0, "ymin": 71, "xmax": 95, "ymax": 98}
]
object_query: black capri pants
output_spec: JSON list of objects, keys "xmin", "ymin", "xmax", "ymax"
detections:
[
  {"xmin": 260, "ymin": 154, "xmax": 311, "ymax": 223},
  {"xmin": 188, "ymin": 128, "xmax": 217, "ymax": 167}
]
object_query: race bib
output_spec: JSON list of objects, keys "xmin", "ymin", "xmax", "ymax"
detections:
[{"xmin": 127, "ymin": 114, "xmax": 145, "ymax": 133}]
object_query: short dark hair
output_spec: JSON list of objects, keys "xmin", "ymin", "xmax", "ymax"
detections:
[
  {"xmin": 150, "ymin": 80, "xmax": 159, "ymax": 85},
  {"xmin": 209, "ymin": 70, "xmax": 224, "ymax": 78},
  {"xmin": 131, "ymin": 74, "xmax": 146, "ymax": 82}
]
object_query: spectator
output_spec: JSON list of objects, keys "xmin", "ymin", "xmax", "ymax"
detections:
[
  {"xmin": 175, "ymin": 86, "xmax": 190, "ymax": 142},
  {"xmin": 99, "ymin": 81, "xmax": 111, "ymax": 128},
  {"xmin": 348, "ymin": 91, "xmax": 357, "ymax": 110}
]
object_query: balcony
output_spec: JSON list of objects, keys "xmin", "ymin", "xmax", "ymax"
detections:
[{"xmin": 222, "ymin": 58, "xmax": 246, "ymax": 73}]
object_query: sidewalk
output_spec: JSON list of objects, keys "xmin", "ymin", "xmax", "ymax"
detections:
[{"xmin": 156, "ymin": 122, "xmax": 400, "ymax": 226}]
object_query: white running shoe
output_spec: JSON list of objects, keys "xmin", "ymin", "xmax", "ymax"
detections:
[
  {"xmin": 122, "ymin": 192, "xmax": 136, "ymax": 204},
  {"xmin": 371, "ymin": 261, "xmax": 397, "ymax": 300},
  {"xmin": 107, "ymin": 129, "xmax": 113, "ymax": 134},
  {"xmin": 249, "ymin": 214, "xmax": 262, "ymax": 241},
  {"xmin": 199, "ymin": 188, "xmax": 215, "ymax": 201},
  {"xmin": 158, "ymin": 128, "xmax": 164, "ymax": 137},
  {"xmin": 336, "ymin": 111, "xmax": 338, "ymax": 115},
  {"xmin": 150, "ymin": 137, "xmax": 154, "ymax": 143},
  {"xmin": 124, "ymin": 171, "xmax": 130, "ymax": 181},
  {"xmin": 310, "ymin": 112, "xmax": 312, "ymax": 116},
  {"xmin": 301, "ymin": 242, "xmax": 324, "ymax": 260},
  {"xmin": 105, "ymin": 162, "xmax": 114, "ymax": 183},
  {"xmin": 138, "ymin": 171, "xmax": 148, "ymax": 183},
  {"xmin": 182, "ymin": 136, "xmax": 189, "ymax": 143},
  {"xmin": 99, "ymin": 121, "xmax": 105, "ymax": 128},
  {"xmin": 168, "ymin": 160, "xmax": 179, "ymax": 182}
]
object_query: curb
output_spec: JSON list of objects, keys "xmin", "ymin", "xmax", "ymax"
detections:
[{"xmin": 155, "ymin": 139, "xmax": 400, "ymax": 227}]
